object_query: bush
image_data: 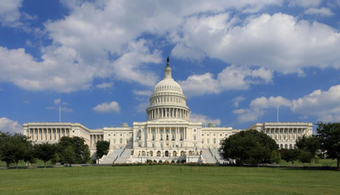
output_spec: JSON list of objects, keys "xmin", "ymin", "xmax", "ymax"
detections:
[{"xmin": 171, "ymin": 160, "xmax": 175, "ymax": 163}]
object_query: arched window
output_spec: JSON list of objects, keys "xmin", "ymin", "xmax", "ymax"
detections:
[
  {"xmin": 193, "ymin": 135, "xmax": 196, "ymax": 140},
  {"xmin": 120, "ymin": 138, "xmax": 122, "ymax": 144}
]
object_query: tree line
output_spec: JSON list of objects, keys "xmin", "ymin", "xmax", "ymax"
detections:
[
  {"xmin": 0, "ymin": 132, "xmax": 91, "ymax": 168},
  {"xmin": 220, "ymin": 122, "xmax": 340, "ymax": 170}
]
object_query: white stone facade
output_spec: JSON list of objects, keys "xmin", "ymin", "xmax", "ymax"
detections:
[{"xmin": 23, "ymin": 58, "xmax": 313, "ymax": 163}]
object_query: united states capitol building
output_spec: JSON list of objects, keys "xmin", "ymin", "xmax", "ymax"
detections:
[{"xmin": 23, "ymin": 58, "xmax": 313, "ymax": 164}]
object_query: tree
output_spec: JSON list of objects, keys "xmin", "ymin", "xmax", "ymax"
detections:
[
  {"xmin": 34, "ymin": 143, "xmax": 57, "ymax": 167},
  {"xmin": 220, "ymin": 130, "xmax": 279, "ymax": 165},
  {"xmin": 57, "ymin": 136, "xmax": 90, "ymax": 164},
  {"xmin": 63, "ymin": 146, "xmax": 75, "ymax": 164},
  {"xmin": 316, "ymin": 122, "xmax": 340, "ymax": 170},
  {"xmin": 270, "ymin": 150, "xmax": 281, "ymax": 164},
  {"xmin": 82, "ymin": 146, "xmax": 91, "ymax": 164},
  {"xmin": 0, "ymin": 132, "xmax": 15, "ymax": 167},
  {"xmin": 280, "ymin": 149, "xmax": 299, "ymax": 164},
  {"xmin": 0, "ymin": 132, "xmax": 32, "ymax": 168},
  {"xmin": 295, "ymin": 135, "xmax": 319, "ymax": 164},
  {"xmin": 96, "ymin": 140, "xmax": 110, "ymax": 159}
]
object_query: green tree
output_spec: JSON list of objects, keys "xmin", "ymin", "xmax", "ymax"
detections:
[
  {"xmin": 0, "ymin": 132, "xmax": 15, "ymax": 167},
  {"xmin": 280, "ymin": 149, "xmax": 300, "ymax": 164},
  {"xmin": 270, "ymin": 150, "xmax": 281, "ymax": 164},
  {"xmin": 0, "ymin": 132, "xmax": 32, "ymax": 168},
  {"xmin": 295, "ymin": 135, "xmax": 319, "ymax": 164},
  {"xmin": 51, "ymin": 153, "xmax": 60, "ymax": 165},
  {"xmin": 220, "ymin": 130, "xmax": 279, "ymax": 165},
  {"xmin": 57, "ymin": 136, "xmax": 90, "ymax": 164},
  {"xmin": 82, "ymin": 146, "xmax": 91, "ymax": 164},
  {"xmin": 96, "ymin": 140, "xmax": 110, "ymax": 159},
  {"xmin": 316, "ymin": 122, "xmax": 340, "ymax": 170},
  {"xmin": 34, "ymin": 143, "xmax": 57, "ymax": 167},
  {"xmin": 63, "ymin": 146, "xmax": 75, "ymax": 164}
]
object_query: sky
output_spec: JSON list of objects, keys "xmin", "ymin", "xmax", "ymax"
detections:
[{"xmin": 1, "ymin": 0, "xmax": 340, "ymax": 134}]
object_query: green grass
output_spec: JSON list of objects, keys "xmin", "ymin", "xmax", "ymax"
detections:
[{"xmin": 0, "ymin": 165, "xmax": 339, "ymax": 195}]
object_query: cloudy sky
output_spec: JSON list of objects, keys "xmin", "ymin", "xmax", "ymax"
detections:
[{"xmin": 1, "ymin": 0, "xmax": 340, "ymax": 134}]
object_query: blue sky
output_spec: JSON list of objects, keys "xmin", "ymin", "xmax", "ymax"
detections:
[{"xmin": 1, "ymin": 0, "xmax": 340, "ymax": 134}]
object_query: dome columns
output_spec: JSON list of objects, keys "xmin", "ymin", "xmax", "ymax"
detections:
[{"xmin": 147, "ymin": 107, "xmax": 190, "ymax": 121}]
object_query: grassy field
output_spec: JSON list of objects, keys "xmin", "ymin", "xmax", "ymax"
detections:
[{"xmin": 0, "ymin": 165, "xmax": 339, "ymax": 195}]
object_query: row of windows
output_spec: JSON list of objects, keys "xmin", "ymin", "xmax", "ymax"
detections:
[
  {"xmin": 265, "ymin": 129, "xmax": 305, "ymax": 134},
  {"xmin": 202, "ymin": 133, "xmax": 227, "ymax": 137}
]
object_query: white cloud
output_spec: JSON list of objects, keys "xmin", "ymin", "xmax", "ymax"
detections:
[
  {"xmin": 136, "ymin": 102, "xmax": 149, "ymax": 113},
  {"xmin": 304, "ymin": 7, "xmax": 334, "ymax": 17},
  {"xmin": 0, "ymin": 117, "xmax": 22, "ymax": 134},
  {"xmin": 93, "ymin": 101, "xmax": 120, "ymax": 113},
  {"xmin": 232, "ymin": 96, "xmax": 246, "ymax": 107},
  {"xmin": 234, "ymin": 85, "xmax": 340, "ymax": 123},
  {"xmin": 291, "ymin": 85, "xmax": 340, "ymax": 122},
  {"xmin": 179, "ymin": 65, "xmax": 272, "ymax": 97},
  {"xmin": 96, "ymin": 82, "xmax": 114, "ymax": 89},
  {"xmin": 0, "ymin": 0, "xmax": 22, "ymax": 26},
  {"xmin": 111, "ymin": 40, "xmax": 162, "ymax": 87},
  {"xmin": 174, "ymin": 12, "xmax": 340, "ymax": 74},
  {"xmin": 190, "ymin": 113, "xmax": 221, "ymax": 126},
  {"xmin": 289, "ymin": 0, "xmax": 321, "ymax": 8},
  {"xmin": 133, "ymin": 90, "xmax": 152, "ymax": 96},
  {"xmin": 2, "ymin": 1, "xmax": 340, "ymax": 94}
]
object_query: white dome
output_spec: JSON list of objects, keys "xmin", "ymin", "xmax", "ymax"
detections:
[
  {"xmin": 146, "ymin": 57, "xmax": 190, "ymax": 122},
  {"xmin": 153, "ymin": 78, "xmax": 183, "ymax": 94}
]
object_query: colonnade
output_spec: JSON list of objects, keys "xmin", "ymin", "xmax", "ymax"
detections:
[
  {"xmin": 147, "ymin": 107, "xmax": 189, "ymax": 120},
  {"xmin": 90, "ymin": 134, "xmax": 103, "ymax": 146},
  {"xmin": 28, "ymin": 128, "xmax": 70, "ymax": 142},
  {"xmin": 265, "ymin": 128, "xmax": 306, "ymax": 141},
  {"xmin": 146, "ymin": 126, "xmax": 187, "ymax": 142}
]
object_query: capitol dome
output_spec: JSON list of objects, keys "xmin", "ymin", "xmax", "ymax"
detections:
[{"xmin": 146, "ymin": 57, "xmax": 190, "ymax": 122}]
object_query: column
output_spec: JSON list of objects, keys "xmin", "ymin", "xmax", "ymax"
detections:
[{"xmin": 33, "ymin": 129, "xmax": 36, "ymax": 141}]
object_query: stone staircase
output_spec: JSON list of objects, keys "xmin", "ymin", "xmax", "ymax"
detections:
[
  {"xmin": 201, "ymin": 148, "xmax": 217, "ymax": 164},
  {"xmin": 115, "ymin": 148, "xmax": 133, "ymax": 164},
  {"xmin": 209, "ymin": 148, "xmax": 230, "ymax": 164},
  {"xmin": 99, "ymin": 149, "xmax": 123, "ymax": 164}
]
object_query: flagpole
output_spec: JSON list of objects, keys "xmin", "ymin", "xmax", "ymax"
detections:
[
  {"xmin": 59, "ymin": 104, "xmax": 61, "ymax": 122},
  {"xmin": 276, "ymin": 104, "xmax": 279, "ymax": 122}
]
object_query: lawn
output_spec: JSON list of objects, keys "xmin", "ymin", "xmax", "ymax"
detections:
[{"xmin": 0, "ymin": 165, "xmax": 339, "ymax": 195}]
